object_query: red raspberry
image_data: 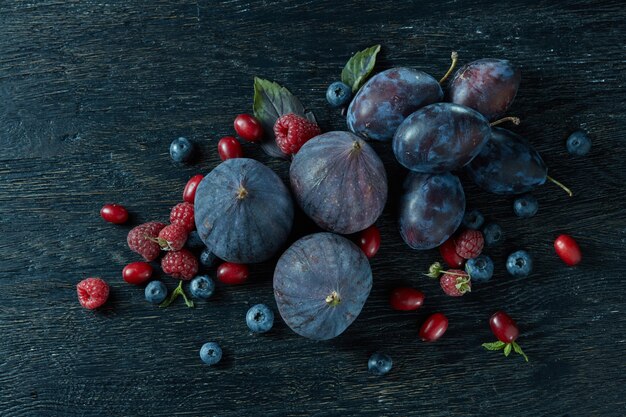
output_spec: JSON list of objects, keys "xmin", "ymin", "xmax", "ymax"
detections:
[
  {"xmin": 455, "ymin": 229, "xmax": 484, "ymax": 259},
  {"xmin": 127, "ymin": 222, "xmax": 166, "ymax": 261},
  {"xmin": 77, "ymin": 277, "xmax": 110, "ymax": 309},
  {"xmin": 273, "ymin": 113, "xmax": 321, "ymax": 155},
  {"xmin": 161, "ymin": 249, "xmax": 198, "ymax": 280},
  {"xmin": 440, "ymin": 270, "xmax": 471, "ymax": 297},
  {"xmin": 170, "ymin": 202, "xmax": 195, "ymax": 232},
  {"xmin": 157, "ymin": 224, "xmax": 188, "ymax": 251}
]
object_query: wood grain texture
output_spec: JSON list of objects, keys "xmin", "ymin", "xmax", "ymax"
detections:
[{"xmin": 1, "ymin": 0, "xmax": 625, "ymax": 416}]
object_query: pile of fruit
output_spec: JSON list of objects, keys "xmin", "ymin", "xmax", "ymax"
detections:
[{"xmin": 77, "ymin": 45, "xmax": 589, "ymax": 372}]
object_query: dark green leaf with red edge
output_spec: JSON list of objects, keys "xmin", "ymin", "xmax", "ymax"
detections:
[{"xmin": 341, "ymin": 44, "xmax": 381, "ymax": 93}]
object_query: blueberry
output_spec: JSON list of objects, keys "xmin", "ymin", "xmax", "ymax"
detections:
[
  {"xmin": 199, "ymin": 342, "xmax": 222, "ymax": 366},
  {"xmin": 246, "ymin": 304, "xmax": 274, "ymax": 333},
  {"xmin": 199, "ymin": 248, "xmax": 217, "ymax": 269},
  {"xmin": 169, "ymin": 137, "xmax": 194, "ymax": 163},
  {"xmin": 462, "ymin": 209, "xmax": 485, "ymax": 229},
  {"xmin": 145, "ymin": 281, "xmax": 167, "ymax": 304},
  {"xmin": 185, "ymin": 231, "xmax": 205, "ymax": 251},
  {"xmin": 465, "ymin": 255, "xmax": 494, "ymax": 283},
  {"xmin": 190, "ymin": 275, "xmax": 215, "ymax": 299},
  {"xmin": 368, "ymin": 352, "xmax": 392, "ymax": 376},
  {"xmin": 506, "ymin": 250, "xmax": 533, "ymax": 277},
  {"xmin": 326, "ymin": 81, "xmax": 352, "ymax": 108},
  {"xmin": 566, "ymin": 130, "xmax": 592, "ymax": 156},
  {"xmin": 483, "ymin": 223, "xmax": 504, "ymax": 246},
  {"xmin": 513, "ymin": 194, "xmax": 538, "ymax": 218}
]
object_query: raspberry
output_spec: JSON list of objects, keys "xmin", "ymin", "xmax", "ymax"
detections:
[
  {"xmin": 127, "ymin": 222, "xmax": 166, "ymax": 261},
  {"xmin": 161, "ymin": 249, "xmax": 198, "ymax": 280},
  {"xmin": 455, "ymin": 229, "xmax": 484, "ymax": 259},
  {"xmin": 77, "ymin": 277, "xmax": 110, "ymax": 309},
  {"xmin": 170, "ymin": 203, "xmax": 195, "ymax": 232},
  {"xmin": 440, "ymin": 270, "xmax": 471, "ymax": 297},
  {"xmin": 273, "ymin": 113, "xmax": 321, "ymax": 155},
  {"xmin": 157, "ymin": 224, "xmax": 188, "ymax": 251}
]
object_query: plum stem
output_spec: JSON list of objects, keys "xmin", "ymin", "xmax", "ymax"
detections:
[
  {"xmin": 236, "ymin": 186, "xmax": 249, "ymax": 200},
  {"xmin": 547, "ymin": 175, "xmax": 573, "ymax": 197},
  {"xmin": 490, "ymin": 117, "xmax": 521, "ymax": 127},
  {"xmin": 325, "ymin": 291, "xmax": 341, "ymax": 307},
  {"xmin": 439, "ymin": 51, "xmax": 458, "ymax": 84}
]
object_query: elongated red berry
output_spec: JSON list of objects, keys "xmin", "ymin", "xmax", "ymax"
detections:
[
  {"xmin": 439, "ymin": 236, "xmax": 465, "ymax": 268},
  {"xmin": 359, "ymin": 225, "xmax": 381, "ymax": 258},
  {"xmin": 489, "ymin": 311, "xmax": 519, "ymax": 343},
  {"xmin": 419, "ymin": 313, "xmax": 448, "ymax": 342},
  {"xmin": 554, "ymin": 234, "xmax": 581, "ymax": 266},
  {"xmin": 234, "ymin": 114, "xmax": 264, "ymax": 142},
  {"xmin": 122, "ymin": 262, "xmax": 153, "ymax": 285},
  {"xmin": 100, "ymin": 204, "xmax": 129, "ymax": 224},
  {"xmin": 218, "ymin": 136, "xmax": 243, "ymax": 161},
  {"xmin": 77, "ymin": 277, "xmax": 110, "ymax": 309},
  {"xmin": 183, "ymin": 174, "xmax": 204, "ymax": 204},
  {"xmin": 217, "ymin": 262, "xmax": 249, "ymax": 285},
  {"xmin": 389, "ymin": 287, "xmax": 424, "ymax": 311}
]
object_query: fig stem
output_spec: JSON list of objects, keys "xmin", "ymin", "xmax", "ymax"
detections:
[
  {"xmin": 490, "ymin": 117, "xmax": 521, "ymax": 127},
  {"xmin": 546, "ymin": 175, "xmax": 573, "ymax": 197},
  {"xmin": 439, "ymin": 51, "xmax": 459, "ymax": 84},
  {"xmin": 325, "ymin": 291, "xmax": 341, "ymax": 307},
  {"xmin": 236, "ymin": 186, "xmax": 249, "ymax": 200}
]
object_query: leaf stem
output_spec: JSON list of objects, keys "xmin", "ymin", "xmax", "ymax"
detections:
[
  {"xmin": 159, "ymin": 280, "xmax": 194, "ymax": 308},
  {"xmin": 439, "ymin": 51, "xmax": 459, "ymax": 84},
  {"xmin": 546, "ymin": 175, "xmax": 573, "ymax": 197}
]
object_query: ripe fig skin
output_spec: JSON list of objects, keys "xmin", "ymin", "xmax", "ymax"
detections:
[
  {"xmin": 290, "ymin": 131, "xmax": 387, "ymax": 234},
  {"xmin": 393, "ymin": 103, "xmax": 491, "ymax": 173},
  {"xmin": 273, "ymin": 233, "xmax": 373, "ymax": 341},
  {"xmin": 466, "ymin": 128, "xmax": 548, "ymax": 195},
  {"xmin": 347, "ymin": 68, "xmax": 443, "ymax": 142},
  {"xmin": 398, "ymin": 172, "xmax": 465, "ymax": 250},
  {"xmin": 195, "ymin": 158, "xmax": 294, "ymax": 263},
  {"xmin": 448, "ymin": 58, "xmax": 521, "ymax": 121}
]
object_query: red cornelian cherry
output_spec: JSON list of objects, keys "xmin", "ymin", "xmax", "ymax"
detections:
[
  {"xmin": 217, "ymin": 262, "xmax": 249, "ymax": 285},
  {"xmin": 234, "ymin": 114, "xmax": 264, "ymax": 142},
  {"xmin": 218, "ymin": 136, "xmax": 243, "ymax": 161},
  {"xmin": 419, "ymin": 312, "xmax": 448, "ymax": 342},
  {"xmin": 359, "ymin": 225, "xmax": 381, "ymax": 258},
  {"xmin": 439, "ymin": 236, "xmax": 465, "ymax": 268},
  {"xmin": 483, "ymin": 311, "xmax": 528, "ymax": 361},
  {"xmin": 389, "ymin": 287, "xmax": 424, "ymax": 311},
  {"xmin": 100, "ymin": 204, "xmax": 129, "ymax": 224},
  {"xmin": 122, "ymin": 262, "xmax": 153, "ymax": 285},
  {"xmin": 183, "ymin": 174, "xmax": 204, "ymax": 204},
  {"xmin": 554, "ymin": 234, "xmax": 582, "ymax": 266}
]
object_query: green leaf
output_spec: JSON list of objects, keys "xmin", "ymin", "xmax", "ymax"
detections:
[
  {"xmin": 512, "ymin": 342, "xmax": 529, "ymax": 362},
  {"xmin": 425, "ymin": 262, "xmax": 443, "ymax": 278},
  {"xmin": 341, "ymin": 44, "xmax": 381, "ymax": 93},
  {"xmin": 252, "ymin": 77, "xmax": 309, "ymax": 159},
  {"xmin": 482, "ymin": 341, "xmax": 505, "ymax": 351},
  {"xmin": 504, "ymin": 343, "xmax": 512, "ymax": 357},
  {"xmin": 159, "ymin": 280, "xmax": 194, "ymax": 308}
]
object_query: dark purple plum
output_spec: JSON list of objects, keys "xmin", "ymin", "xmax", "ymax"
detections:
[
  {"xmin": 347, "ymin": 68, "xmax": 443, "ymax": 142},
  {"xmin": 290, "ymin": 131, "xmax": 387, "ymax": 234},
  {"xmin": 393, "ymin": 103, "xmax": 491, "ymax": 173},
  {"xmin": 273, "ymin": 233, "xmax": 372, "ymax": 340},
  {"xmin": 195, "ymin": 158, "xmax": 294, "ymax": 263},
  {"xmin": 448, "ymin": 59, "xmax": 521, "ymax": 120},
  {"xmin": 399, "ymin": 172, "xmax": 465, "ymax": 250},
  {"xmin": 466, "ymin": 128, "xmax": 547, "ymax": 195}
]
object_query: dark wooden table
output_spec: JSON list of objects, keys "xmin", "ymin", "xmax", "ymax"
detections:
[{"xmin": 1, "ymin": 1, "xmax": 625, "ymax": 416}]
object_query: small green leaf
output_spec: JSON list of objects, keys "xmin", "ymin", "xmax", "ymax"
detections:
[
  {"xmin": 341, "ymin": 44, "xmax": 381, "ymax": 93},
  {"xmin": 159, "ymin": 280, "xmax": 194, "ymax": 308},
  {"xmin": 512, "ymin": 342, "xmax": 529, "ymax": 362},
  {"xmin": 504, "ymin": 343, "xmax": 512, "ymax": 356},
  {"xmin": 482, "ymin": 341, "xmax": 505, "ymax": 351},
  {"xmin": 425, "ymin": 262, "xmax": 443, "ymax": 278}
]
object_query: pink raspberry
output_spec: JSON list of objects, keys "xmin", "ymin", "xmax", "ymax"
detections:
[
  {"xmin": 273, "ymin": 113, "xmax": 321, "ymax": 155},
  {"xmin": 157, "ymin": 224, "xmax": 188, "ymax": 251},
  {"xmin": 77, "ymin": 277, "xmax": 110, "ymax": 309},
  {"xmin": 127, "ymin": 222, "xmax": 166, "ymax": 261},
  {"xmin": 455, "ymin": 229, "xmax": 484, "ymax": 259},
  {"xmin": 161, "ymin": 249, "xmax": 198, "ymax": 280},
  {"xmin": 170, "ymin": 203, "xmax": 195, "ymax": 232}
]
